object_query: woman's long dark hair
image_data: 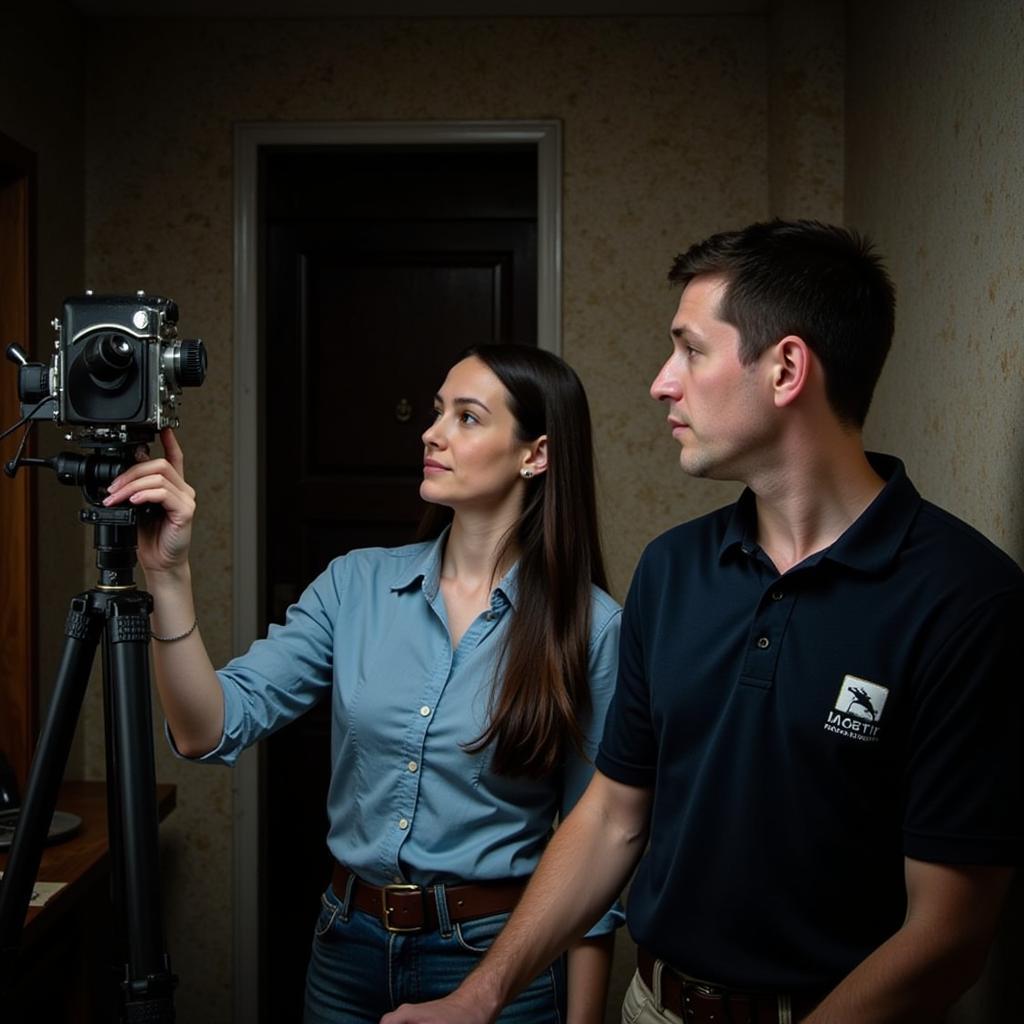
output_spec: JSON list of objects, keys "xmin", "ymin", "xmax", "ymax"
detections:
[{"xmin": 419, "ymin": 344, "xmax": 608, "ymax": 779}]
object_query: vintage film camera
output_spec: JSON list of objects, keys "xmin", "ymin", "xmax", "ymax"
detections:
[{"xmin": 13, "ymin": 292, "xmax": 206, "ymax": 445}]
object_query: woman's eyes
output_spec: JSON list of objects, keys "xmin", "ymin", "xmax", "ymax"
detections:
[{"xmin": 430, "ymin": 408, "xmax": 479, "ymax": 425}]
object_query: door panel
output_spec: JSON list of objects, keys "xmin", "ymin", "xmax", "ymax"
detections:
[{"xmin": 0, "ymin": 137, "xmax": 35, "ymax": 793}]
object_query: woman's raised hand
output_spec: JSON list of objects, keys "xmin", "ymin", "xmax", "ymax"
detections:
[{"xmin": 102, "ymin": 427, "xmax": 196, "ymax": 576}]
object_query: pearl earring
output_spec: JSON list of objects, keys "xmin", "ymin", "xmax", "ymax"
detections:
[{"xmin": 520, "ymin": 468, "xmax": 534, "ymax": 479}]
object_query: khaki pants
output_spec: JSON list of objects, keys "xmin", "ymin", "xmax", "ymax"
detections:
[
  {"xmin": 621, "ymin": 968, "xmax": 796, "ymax": 1024},
  {"xmin": 621, "ymin": 971, "xmax": 683, "ymax": 1024}
]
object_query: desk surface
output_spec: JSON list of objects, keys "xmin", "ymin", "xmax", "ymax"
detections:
[{"xmin": 0, "ymin": 779, "xmax": 176, "ymax": 948}]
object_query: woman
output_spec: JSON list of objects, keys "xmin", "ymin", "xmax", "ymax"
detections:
[{"xmin": 103, "ymin": 344, "xmax": 622, "ymax": 1023}]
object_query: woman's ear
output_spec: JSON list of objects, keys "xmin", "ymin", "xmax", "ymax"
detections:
[{"xmin": 522, "ymin": 435, "xmax": 548, "ymax": 477}]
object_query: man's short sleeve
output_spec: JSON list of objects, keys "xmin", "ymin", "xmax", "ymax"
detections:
[
  {"xmin": 903, "ymin": 588, "xmax": 1024, "ymax": 865},
  {"xmin": 596, "ymin": 551, "xmax": 657, "ymax": 787}
]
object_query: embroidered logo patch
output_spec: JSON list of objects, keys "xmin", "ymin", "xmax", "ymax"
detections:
[{"xmin": 823, "ymin": 674, "xmax": 889, "ymax": 742}]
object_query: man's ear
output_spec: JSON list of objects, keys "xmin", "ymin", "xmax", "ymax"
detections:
[
  {"xmin": 522, "ymin": 435, "xmax": 548, "ymax": 477},
  {"xmin": 770, "ymin": 335, "xmax": 811, "ymax": 408}
]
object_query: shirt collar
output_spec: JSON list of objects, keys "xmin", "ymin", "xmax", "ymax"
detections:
[
  {"xmin": 823, "ymin": 453, "xmax": 920, "ymax": 573},
  {"xmin": 719, "ymin": 453, "xmax": 921, "ymax": 575},
  {"xmin": 390, "ymin": 525, "xmax": 519, "ymax": 609}
]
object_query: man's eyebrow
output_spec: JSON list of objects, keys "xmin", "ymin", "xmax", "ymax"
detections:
[
  {"xmin": 671, "ymin": 324, "xmax": 704, "ymax": 342},
  {"xmin": 433, "ymin": 394, "xmax": 492, "ymax": 413}
]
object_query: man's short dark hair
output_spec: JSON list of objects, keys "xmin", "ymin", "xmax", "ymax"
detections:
[{"xmin": 668, "ymin": 219, "xmax": 896, "ymax": 426}]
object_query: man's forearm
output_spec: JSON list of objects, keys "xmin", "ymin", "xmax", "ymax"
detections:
[
  {"xmin": 381, "ymin": 773, "xmax": 651, "ymax": 1024},
  {"xmin": 463, "ymin": 780, "xmax": 646, "ymax": 1011},
  {"xmin": 802, "ymin": 861, "xmax": 1013, "ymax": 1023},
  {"xmin": 802, "ymin": 919, "xmax": 985, "ymax": 1023}
]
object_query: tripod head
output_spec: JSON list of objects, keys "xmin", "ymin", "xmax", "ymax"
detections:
[{"xmin": 7, "ymin": 444, "xmax": 160, "ymax": 590}]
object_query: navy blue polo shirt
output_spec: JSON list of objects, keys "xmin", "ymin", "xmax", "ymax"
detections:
[{"xmin": 597, "ymin": 454, "xmax": 1024, "ymax": 994}]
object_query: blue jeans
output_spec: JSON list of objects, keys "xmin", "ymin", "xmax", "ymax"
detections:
[{"xmin": 304, "ymin": 884, "xmax": 566, "ymax": 1024}]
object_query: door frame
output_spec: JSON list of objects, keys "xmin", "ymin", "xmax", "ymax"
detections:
[
  {"xmin": 232, "ymin": 119, "xmax": 562, "ymax": 1024},
  {"xmin": 0, "ymin": 133, "xmax": 37, "ymax": 794}
]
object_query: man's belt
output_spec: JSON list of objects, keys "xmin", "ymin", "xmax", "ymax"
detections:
[
  {"xmin": 331, "ymin": 862, "xmax": 526, "ymax": 934},
  {"xmin": 638, "ymin": 948, "xmax": 822, "ymax": 1024}
]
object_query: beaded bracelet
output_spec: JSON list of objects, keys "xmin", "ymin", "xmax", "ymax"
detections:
[{"xmin": 151, "ymin": 617, "xmax": 198, "ymax": 643}]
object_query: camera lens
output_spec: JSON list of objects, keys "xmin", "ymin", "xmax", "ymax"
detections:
[
  {"xmin": 178, "ymin": 339, "xmax": 207, "ymax": 387},
  {"xmin": 163, "ymin": 339, "xmax": 207, "ymax": 388},
  {"xmin": 83, "ymin": 333, "xmax": 134, "ymax": 385}
]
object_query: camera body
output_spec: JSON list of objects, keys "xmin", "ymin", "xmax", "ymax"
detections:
[{"xmin": 17, "ymin": 292, "xmax": 206, "ymax": 444}]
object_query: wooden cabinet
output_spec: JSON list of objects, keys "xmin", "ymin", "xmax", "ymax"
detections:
[{"xmin": 0, "ymin": 780, "xmax": 175, "ymax": 1022}]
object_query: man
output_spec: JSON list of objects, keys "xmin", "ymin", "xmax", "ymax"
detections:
[{"xmin": 382, "ymin": 221, "xmax": 1023, "ymax": 1024}]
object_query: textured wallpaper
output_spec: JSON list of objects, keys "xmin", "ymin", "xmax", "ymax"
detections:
[
  {"xmin": 848, "ymin": 0, "xmax": 1024, "ymax": 565},
  {"xmin": 846, "ymin": 2, "xmax": 1024, "ymax": 1019},
  {"xmin": 79, "ymin": 14, "xmax": 783, "ymax": 1021}
]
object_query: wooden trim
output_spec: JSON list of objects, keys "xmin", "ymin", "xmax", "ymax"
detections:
[{"xmin": 0, "ymin": 134, "xmax": 36, "ymax": 794}]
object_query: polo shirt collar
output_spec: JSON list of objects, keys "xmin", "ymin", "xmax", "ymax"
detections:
[
  {"xmin": 390, "ymin": 525, "xmax": 520, "ymax": 608},
  {"xmin": 719, "ymin": 452, "xmax": 921, "ymax": 575}
]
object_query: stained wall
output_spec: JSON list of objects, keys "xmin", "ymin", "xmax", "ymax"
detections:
[{"xmin": 846, "ymin": 1, "xmax": 1024, "ymax": 1018}]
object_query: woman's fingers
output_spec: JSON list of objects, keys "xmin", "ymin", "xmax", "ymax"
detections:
[
  {"xmin": 106, "ymin": 459, "xmax": 193, "ymax": 500},
  {"xmin": 103, "ymin": 471, "xmax": 195, "ymax": 514},
  {"xmin": 160, "ymin": 427, "xmax": 186, "ymax": 475},
  {"xmin": 112, "ymin": 485, "xmax": 184, "ymax": 512}
]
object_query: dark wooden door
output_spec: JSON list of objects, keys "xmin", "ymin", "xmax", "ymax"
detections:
[
  {"xmin": 0, "ymin": 134, "xmax": 36, "ymax": 795},
  {"xmin": 260, "ymin": 145, "xmax": 538, "ymax": 1020}
]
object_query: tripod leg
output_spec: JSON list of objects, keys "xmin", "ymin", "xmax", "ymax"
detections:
[
  {"xmin": 102, "ymin": 622, "xmax": 129, "ymax": 969},
  {"xmin": 0, "ymin": 594, "xmax": 102, "ymax": 986},
  {"xmin": 103, "ymin": 592, "xmax": 176, "ymax": 1019}
]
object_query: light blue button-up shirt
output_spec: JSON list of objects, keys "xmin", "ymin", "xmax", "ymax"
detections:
[{"xmin": 183, "ymin": 530, "xmax": 623, "ymax": 933}]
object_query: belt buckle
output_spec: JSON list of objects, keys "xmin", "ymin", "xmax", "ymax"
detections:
[
  {"xmin": 680, "ymin": 976, "xmax": 725, "ymax": 1022},
  {"xmin": 380, "ymin": 883, "xmax": 423, "ymax": 933}
]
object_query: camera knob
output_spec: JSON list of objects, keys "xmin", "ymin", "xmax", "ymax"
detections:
[{"xmin": 19, "ymin": 363, "xmax": 50, "ymax": 404}]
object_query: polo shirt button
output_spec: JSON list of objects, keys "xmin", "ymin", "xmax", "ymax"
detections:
[
  {"xmin": 771, "ymin": 590, "xmax": 784, "ymax": 601},
  {"xmin": 756, "ymin": 636, "xmax": 770, "ymax": 649},
  {"xmin": 407, "ymin": 761, "xmax": 418, "ymax": 773},
  {"xmin": 398, "ymin": 818, "xmax": 409, "ymax": 830},
  {"xmin": 419, "ymin": 706, "xmax": 431, "ymax": 717}
]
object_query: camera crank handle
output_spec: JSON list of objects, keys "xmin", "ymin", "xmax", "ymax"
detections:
[
  {"xmin": 4, "ymin": 456, "xmax": 47, "ymax": 479},
  {"xmin": 6, "ymin": 342, "xmax": 30, "ymax": 367}
]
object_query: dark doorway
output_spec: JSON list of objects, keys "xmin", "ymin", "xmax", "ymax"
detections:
[{"xmin": 258, "ymin": 144, "xmax": 538, "ymax": 1019}]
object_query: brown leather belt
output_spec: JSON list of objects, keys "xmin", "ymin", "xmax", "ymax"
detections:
[
  {"xmin": 638, "ymin": 948, "xmax": 821, "ymax": 1024},
  {"xmin": 331, "ymin": 862, "xmax": 526, "ymax": 934}
]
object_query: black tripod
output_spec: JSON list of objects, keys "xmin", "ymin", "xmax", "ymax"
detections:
[{"xmin": 0, "ymin": 449, "xmax": 176, "ymax": 1021}]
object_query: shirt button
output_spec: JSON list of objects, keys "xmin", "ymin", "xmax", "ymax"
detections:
[
  {"xmin": 407, "ymin": 761, "xmax": 418, "ymax": 773},
  {"xmin": 398, "ymin": 818, "xmax": 409, "ymax": 830},
  {"xmin": 756, "ymin": 636, "xmax": 771, "ymax": 649},
  {"xmin": 771, "ymin": 590, "xmax": 784, "ymax": 601},
  {"xmin": 419, "ymin": 706, "xmax": 431, "ymax": 717}
]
